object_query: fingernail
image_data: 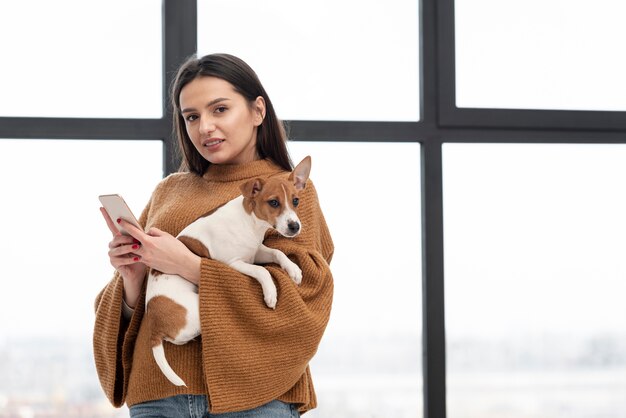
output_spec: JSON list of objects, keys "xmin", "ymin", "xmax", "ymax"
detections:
[
  {"xmin": 132, "ymin": 244, "xmax": 139, "ymax": 250},
  {"xmin": 133, "ymin": 257, "xmax": 140, "ymax": 262},
  {"xmin": 116, "ymin": 218, "xmax": 121, "ymax": 224}
]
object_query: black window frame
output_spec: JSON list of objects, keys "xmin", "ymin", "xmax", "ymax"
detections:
[{"xmin": 1, "ymin": 1, "xmax": 625, "ymax": 417}]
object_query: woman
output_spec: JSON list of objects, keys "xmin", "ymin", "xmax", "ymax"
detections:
[{"xmin": 93, "ymin": 53, "xmax": 334, "ymax": 417}]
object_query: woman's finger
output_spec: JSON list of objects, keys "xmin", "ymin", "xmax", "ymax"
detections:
[
  {"xmin": 100, "ymin": 207, "xmax": 122, "ymax": 237},
  {"xmin": 108, "ymin": 234, "xmax": 137, "ymax": 249},
  {"xmin": 117, "ymin": 219, "xmax": 148, "ymax": 243},
  {"xmin": 147, "ymin": 226, "xmax": 165, "ymax": 237},
  {"xmin": 110, "ymin": 251, "xmax": 142, "ymax": 268},
  {"xmin": 109, "ymin": 242, "xmax": 140, "ymax": 256}
]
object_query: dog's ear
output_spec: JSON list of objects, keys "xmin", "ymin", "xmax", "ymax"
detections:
[
  {"xmin": 289, "ymin": 156, "xmax": 311, "ymax": 190},
  {"xmin": 240, "ymin": 178, "xmax": 265, "ymax": 198}
]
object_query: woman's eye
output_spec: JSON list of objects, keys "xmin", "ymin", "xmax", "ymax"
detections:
[
  {"xmin": 268, "ymin": 199, "xmax": 280, "ymax": 208},
  {"xmin": 292, "ymin": 198, "xmax": 299, "ymax": 207},
  {"xmin": 215, "ymin": 106, "xmax": 227, "ymax": 113},
  {"xmin": 184, "ymin": 114, "xmax": 198, "ymax": 122}
]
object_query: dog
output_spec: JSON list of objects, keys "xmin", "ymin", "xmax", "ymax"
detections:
[{"xmin": 144, "ymin": 156, "xmax": 311, "ymax": 387}]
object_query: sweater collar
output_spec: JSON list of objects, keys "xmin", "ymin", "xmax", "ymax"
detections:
[{"xmin": 202, "ymin": 159, "xmax": 284, "ymax": 183}]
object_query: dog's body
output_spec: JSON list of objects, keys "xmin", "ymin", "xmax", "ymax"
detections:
[{"xmin": 145, "ymin": 156, "xmax": 311, "ymax": 387}]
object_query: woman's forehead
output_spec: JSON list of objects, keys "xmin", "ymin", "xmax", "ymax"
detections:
[{"xmin": 180, "ymin": 76, "xmax": 240, "ymax": 104}]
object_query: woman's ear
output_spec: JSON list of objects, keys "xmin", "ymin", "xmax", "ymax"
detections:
[{"xmin": 253, "ymin": 96, "xmax": 266, "ymax": 126}]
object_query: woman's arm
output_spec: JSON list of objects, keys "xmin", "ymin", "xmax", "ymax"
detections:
[
  {"xmin": 93, "ymin": 197, "xmax": 153, "ymax": 407},
  {"xmin": 100, "ymin": 208, "xmax": 147, "ymax": 308}
]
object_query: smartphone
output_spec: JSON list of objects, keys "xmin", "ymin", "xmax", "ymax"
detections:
[{"xmin": 99, "ymin": 194, "xmax": 142, "ymax": 236}]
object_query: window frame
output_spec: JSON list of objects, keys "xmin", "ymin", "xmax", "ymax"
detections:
[
  {"xmin": 1, "ymin": 1, "xmax": 625, "ymax": 417},
  {"xmin": 437, "ymin": 0, "xmax": 626, "ymax": 131}
]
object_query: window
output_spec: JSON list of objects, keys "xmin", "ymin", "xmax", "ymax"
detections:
[
  {"xmin": 2, "ymin": 1, "xmax": 625, "ymax": 417},
  {"xmin": 455, "ymin": 0, "xmax": 626, "ymax": 111},
  {"xmin": 443, "ymin": 143, "xmax": 626, "ymax": 417},
  {"xmin": 0, "ymin": 0, "xmax": 162, "ymax": 118},
  {"xmin": 0, "ymin": 139, "xmax": 162, "ymax": 417}
]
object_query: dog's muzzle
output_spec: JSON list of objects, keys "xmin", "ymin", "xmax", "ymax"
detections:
[{"xmin": 288, "ymin": 221, "xmax": 300, "ymax": 235}]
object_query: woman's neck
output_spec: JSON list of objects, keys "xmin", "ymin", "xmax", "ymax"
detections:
[{"xmin": 202, "ymin": 158, "xmax": 283, "ymax": 183}]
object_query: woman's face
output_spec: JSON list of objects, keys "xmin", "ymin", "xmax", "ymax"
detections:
[{"xmin": 179, "ymin": 76, "xmax": 265, "ymax": 165}]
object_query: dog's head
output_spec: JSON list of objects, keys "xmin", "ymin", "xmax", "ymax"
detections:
[{"xmin": 240, "ymin": 156, "xmax": 311, "ymax": 237}]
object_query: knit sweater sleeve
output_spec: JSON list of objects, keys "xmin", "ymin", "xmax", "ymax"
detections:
[
  {"xmin": 198, "ymin": 180, "xmax": 334, "ymax": 413},
  {"xmin": 92, "ymin": 197, "xmax": 152, "ymax": 407}
]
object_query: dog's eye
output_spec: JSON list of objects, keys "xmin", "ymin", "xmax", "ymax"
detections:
[
  {"xmin": 292, "ymin": 198, "xmax": 299, "ymax": 207},
  {"xmin": 268, "ymin": 199, "xmax": 280, "ymax": 208}
]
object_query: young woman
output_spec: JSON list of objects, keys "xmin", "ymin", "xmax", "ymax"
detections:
[{"xmin": 93, "ymin": 53, "xmax": 334, "ymax": 418}]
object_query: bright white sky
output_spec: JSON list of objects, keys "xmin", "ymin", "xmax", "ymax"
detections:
[
  {"xmin": 443, "ymin": 143, "xmax": 626, "ymax": 339},
  {"xmin": 455, "ymin": 0, "xmax": 626, "ymax": 111},
  {"xmin": 0, "ymin": 0, "xmax": 162, "ymax": 118}
]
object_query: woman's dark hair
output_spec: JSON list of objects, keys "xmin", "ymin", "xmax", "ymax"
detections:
[{"xmin": 170, "ymin": 53, "xmax": 293, "ymax": 174}]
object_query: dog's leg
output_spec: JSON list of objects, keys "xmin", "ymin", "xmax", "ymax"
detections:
[
  {"xmin": 254, "ymin": 244, "xmax": 302, "ymax": 285},
  {"xmin": 229, "ymin": 260, "xmax": 278, "ymax": 309}
]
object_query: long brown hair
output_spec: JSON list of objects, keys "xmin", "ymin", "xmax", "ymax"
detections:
[{"xmin": 170, "ymin": 53, "xmax": 293, "ymax": 174}]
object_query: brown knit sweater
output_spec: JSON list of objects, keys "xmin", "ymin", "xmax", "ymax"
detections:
[{"xmin": 93, "ymin": 159, "xmax": 334, "ymax": 414}]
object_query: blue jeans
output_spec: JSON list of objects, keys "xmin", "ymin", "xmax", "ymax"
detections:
[{"xmin": 129, "ymin": 395, "xmax": 300, "ymax": 418}]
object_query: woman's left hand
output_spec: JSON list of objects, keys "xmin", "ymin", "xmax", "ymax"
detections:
[{"xmin": 118, "ymin": 219, "xmax": 201, "ymax": 285}]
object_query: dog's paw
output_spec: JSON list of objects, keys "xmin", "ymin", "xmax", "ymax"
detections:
[
  {"xmin": 285, "ymin": 263, "xmax": 302, "ymax": 285},
  {"xmin": 292, "ymin": 268, "xmax": 303, "ymax": 285},
  {"xmin": 264, "ymin": 290, "xmax": 277, "ymax": 309}
]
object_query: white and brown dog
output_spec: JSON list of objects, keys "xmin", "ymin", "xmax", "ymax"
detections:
[{"xmin": 145, "ymin": 156, "xmax": 311, "ymax": 387}]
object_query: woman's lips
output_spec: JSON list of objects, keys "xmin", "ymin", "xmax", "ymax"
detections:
[{"xmin": 202, "ymin": 138, "xmax": 224, "ymax": 148}]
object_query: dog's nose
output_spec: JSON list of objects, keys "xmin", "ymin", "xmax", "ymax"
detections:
[{"xmin": 288, "ymin": 222, "xmax": 300, "ymax": 234}]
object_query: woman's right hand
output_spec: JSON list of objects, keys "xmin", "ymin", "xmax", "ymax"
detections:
[{"xmin": 100, "ymin": 207, "xmax": 147, "ymax": 308}]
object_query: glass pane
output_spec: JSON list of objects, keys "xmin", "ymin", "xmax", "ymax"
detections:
[
  {"xmin": 455, "ymin": 0, "xmax": 626, "ymax": 111},
  {"xmin": 0, "ymin": 1, "xmax": 162, "ymax": 118},
  {"xmin": 443, "ymin": 143, "xmax": 626, "ymax": 418},
  {"xmin": 0, "ymin": 139, "xmax": 163, "ymax": 416},
  {"xmin": 198, "ymin": 0, "xmax": 420, "ymax": 122},
  {"xmin": 288, "ymin": 141, "xmax": 423, "ymax": 418}
]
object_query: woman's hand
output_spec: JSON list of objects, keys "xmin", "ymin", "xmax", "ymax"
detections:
[
  {"xmin": 100, "ymin": 207, "xmax": 147, "ymax": 308},
  {"xmin": 116, "ymin": 218, "xmax": 201, "ymax": 286}
]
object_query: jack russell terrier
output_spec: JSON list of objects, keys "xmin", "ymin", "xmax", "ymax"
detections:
[{"xmin": 145, "ymin": 156, "xmax": 311, "ymax": 387}]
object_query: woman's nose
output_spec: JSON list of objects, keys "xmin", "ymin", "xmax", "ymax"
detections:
[{"xmin": 199, "ymin": 117, "xmax": 216, "ymax": 135}]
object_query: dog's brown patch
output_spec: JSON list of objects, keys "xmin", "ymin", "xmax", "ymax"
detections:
[
  {"xmin": 150, "ymin": 268, "xmax": 163, "ymax": 278},
  {"xmin": 179, "ymin": 236, "xmax": 211, "ymax": 258},
  {"xmin": 240, "ymin": 178, "xmax": 264, "ymax": 215},
  {"xmin": 248, "ymin": 178, "xmax": 301, "ymax": 226},
  {"xmin": 146, "ymin": 295, "xmax": 188, "ymax": 348}
]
